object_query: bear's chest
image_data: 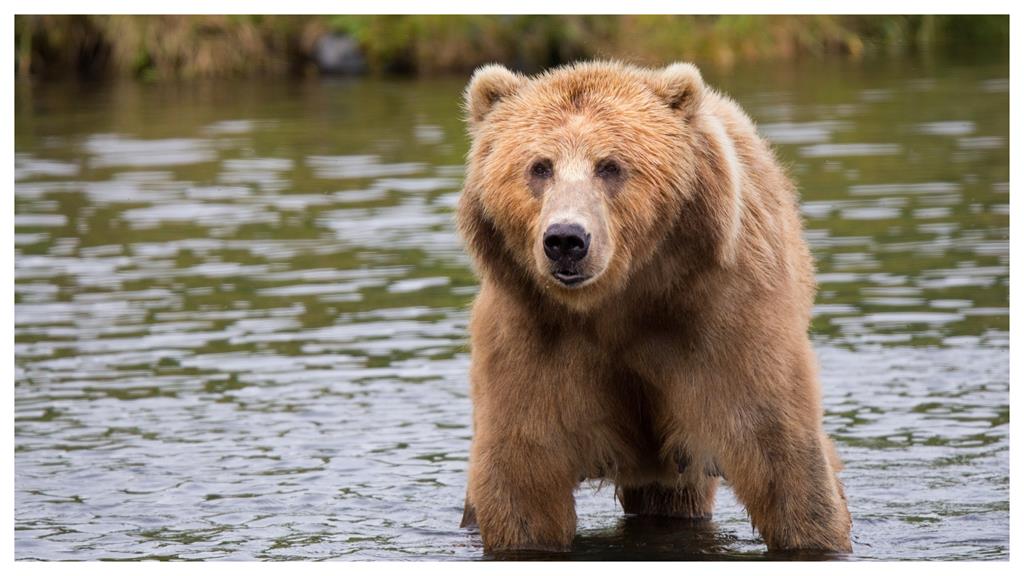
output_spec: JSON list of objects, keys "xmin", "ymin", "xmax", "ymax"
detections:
[{"xmin": 592, "ymin": 301, "xmax": 707, "ymax": 378}]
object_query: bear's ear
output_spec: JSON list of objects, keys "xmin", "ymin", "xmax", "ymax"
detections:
[
  {"xmin": 465, "ymin": 64, "xmax": 526, "ymax": 126},
  {"xmin": 647, "ymin": 62, "xmax": 704, "ymax": 116}
]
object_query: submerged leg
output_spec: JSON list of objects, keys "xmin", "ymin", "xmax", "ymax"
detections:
[{"xmin": 617, "ymin": 475, "xmax": 718, "ymax": 520}]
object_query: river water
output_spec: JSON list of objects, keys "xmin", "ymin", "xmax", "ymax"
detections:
[{"xmin": 14, "ymin": 55, "xmax": 1009, "ymax": 560}]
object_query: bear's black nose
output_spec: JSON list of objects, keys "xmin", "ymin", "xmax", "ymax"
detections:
[{"xmin": 543, "ymin": 223, "xmax": 590, "ymax": 263}]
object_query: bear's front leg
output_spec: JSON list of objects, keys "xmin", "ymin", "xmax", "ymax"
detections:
[
  {"xmin": 467, "ymin": 435, "xmax": 578, "ymax": 551},
  {"xmin": 723, "ymin": 418, "xmax": 852, "ymax": 552},
  {"xmin": 461, "ymin": 285, "xmax": 596, "ymax": 552}
]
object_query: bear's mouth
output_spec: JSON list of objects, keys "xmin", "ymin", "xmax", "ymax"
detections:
[{"xmin": 552, "ymin": 270, "xmax": 589, "ymax": 287}]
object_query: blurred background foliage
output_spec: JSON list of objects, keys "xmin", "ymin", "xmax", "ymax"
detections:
[{"xmin": 15, "ymin": 15, "xmax": 1009, "ymax": 80}]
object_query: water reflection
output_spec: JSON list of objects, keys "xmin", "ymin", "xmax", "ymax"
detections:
[{"xmin": 14, "ymin": 57, "xmax": 1008, "ymax": 560}]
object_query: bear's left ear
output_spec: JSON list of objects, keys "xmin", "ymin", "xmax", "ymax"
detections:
[
  {"xmin": 465, "ymin": 64, "xmax": 526, "ymax": 127},
  {"xmin": 647, "ymin": 62, "xmax": 705, "ymax": 116}
]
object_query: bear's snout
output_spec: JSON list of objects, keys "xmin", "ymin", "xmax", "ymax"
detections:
[{"xmin": 543, "ymin": 223, "xmax": 591, "ymax": 285}]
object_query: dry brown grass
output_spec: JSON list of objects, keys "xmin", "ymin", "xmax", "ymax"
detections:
[{"xmin": 14, "ymin": 15, "xmax": 1007, "ymax": 80}]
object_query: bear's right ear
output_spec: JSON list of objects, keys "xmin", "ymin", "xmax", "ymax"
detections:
[
  {"xmin": 465, "ymin": 64, "xmax": 526, "ymax": 126},
  {"xmin": 647, "ymin": 62, "xmax": 705, "ymax": 116}
]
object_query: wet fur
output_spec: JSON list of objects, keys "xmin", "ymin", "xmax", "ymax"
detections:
[{"xmin": 457, "ymin": 61, "xmax": 852, "ymax": 553}]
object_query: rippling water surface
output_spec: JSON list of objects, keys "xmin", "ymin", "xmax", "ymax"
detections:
[{"xmin": 15, "ymin": 56, "xmax": 1008, "ymax": 560}]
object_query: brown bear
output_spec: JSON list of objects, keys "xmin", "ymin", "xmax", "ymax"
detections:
[{"xmin": 456, "ymin": 61, "xmax": 852, "ymax": 554}]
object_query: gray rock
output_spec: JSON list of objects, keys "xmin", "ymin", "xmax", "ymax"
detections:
[{"xmin": 313, "ymin": 33, "xmax": 366, "ymax": 75}]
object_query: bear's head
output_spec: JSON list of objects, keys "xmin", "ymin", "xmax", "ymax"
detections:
[{"xmin": 458, "ymin": 61, "xmax": 741, "ymax": 312}]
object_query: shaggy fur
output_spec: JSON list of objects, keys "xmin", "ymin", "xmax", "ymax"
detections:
[{"xmin": 456, "ymin": 61, "xmax": 852, "ymax": 553}]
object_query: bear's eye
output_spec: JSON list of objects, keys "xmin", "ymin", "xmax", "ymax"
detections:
[
  {"xmin": 530, "ymin": 159, "xmax": 554, "ymax": 180},
  {"xmin": 596, "ymin": 159, "xmax": 622, "ymax": 179}
]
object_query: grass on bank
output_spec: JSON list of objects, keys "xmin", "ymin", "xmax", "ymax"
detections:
[{"xmin": 15, "ymin": 15, "xmax": 1009, "ymax": 80}]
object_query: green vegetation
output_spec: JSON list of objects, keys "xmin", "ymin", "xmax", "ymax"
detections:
[{"xmin": 15, "ymin": 15, "xmax": 1008, "ymax": 80}]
